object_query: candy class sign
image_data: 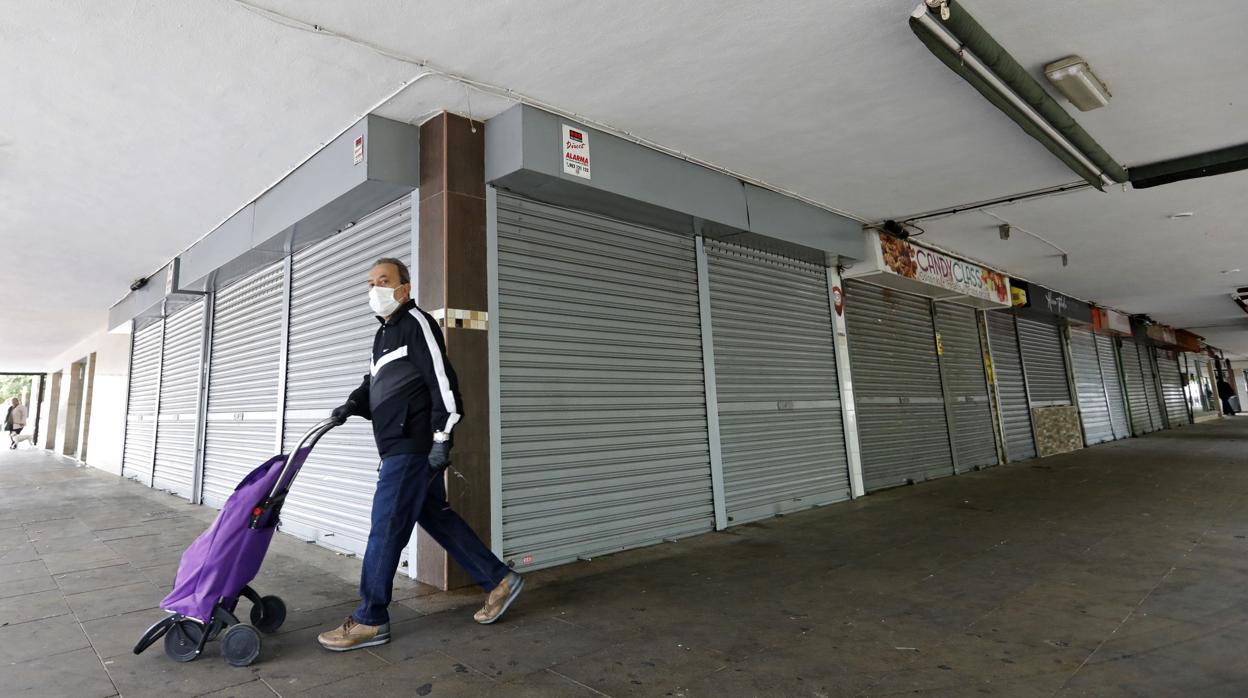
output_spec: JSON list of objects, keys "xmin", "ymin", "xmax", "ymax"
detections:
[{"xmin": 877, "ymin": 233, "xmax": 1009, "ymax": 306}]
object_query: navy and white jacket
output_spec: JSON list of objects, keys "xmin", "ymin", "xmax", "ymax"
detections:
[{"xmin": 347, "ymin": 299, "xmax": 463, "ymax": 458}]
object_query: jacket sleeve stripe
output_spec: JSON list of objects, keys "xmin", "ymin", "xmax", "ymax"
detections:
[{"xmin": 410, "ymin": 309, "xmax": 462, "ymax": 433}]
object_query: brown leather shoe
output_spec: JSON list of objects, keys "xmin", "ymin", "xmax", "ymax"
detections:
[
  {"xmin": 474, "ymin": 572, "xmax": 525, "ymax": 625},
  {"xmin": 317, "ymin": 616, "xmax": 390, "ymax": 652}
]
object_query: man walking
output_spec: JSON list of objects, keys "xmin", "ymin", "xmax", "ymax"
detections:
[
  {"xmin": 318, "ymin": 258, "xmax": 523, "ymax": 652},
  {"xmin": 6, "ymin": 398, "xmax": 27, "ymax": 449},
  {"xmin": 1217, "ymin": 376, "xmax": 1237, "ymax": 416}
]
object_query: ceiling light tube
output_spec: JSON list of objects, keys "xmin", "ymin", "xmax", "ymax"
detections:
[{"xmin": 910, "ymin": 5, "xmax": 1115, "ymax": 188}]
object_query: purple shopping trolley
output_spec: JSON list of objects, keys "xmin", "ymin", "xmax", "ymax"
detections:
[{"xmin": 132, "ymin": 418, "xmax": 338, "ymax": 667}]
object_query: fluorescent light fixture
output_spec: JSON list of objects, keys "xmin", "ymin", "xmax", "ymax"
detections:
[{"xmin": 1045, "ymin": 56, "xmax": 1111, "ymax": 111}]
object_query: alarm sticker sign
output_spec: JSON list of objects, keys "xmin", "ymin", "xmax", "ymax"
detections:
[{"xmin": 562, "ymin": 124, "xmax": 591, "ymax": 179}]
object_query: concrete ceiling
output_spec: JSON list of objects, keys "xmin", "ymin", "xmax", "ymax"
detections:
[{"xmin": 1, "ymin": 0, "xmax": 1246, "ymax": 367}]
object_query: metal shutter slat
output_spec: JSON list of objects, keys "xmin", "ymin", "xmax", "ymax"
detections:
[
  {"xmin": 1140, "ymin": 345, "xmax": 1165, "ymax": 431},
  {"xmin": 705, "ymin": 240, "xmax": 849, "ymax": 525},
  {"xmin": 1096, "ymin": 334, "xmax": 1130, "ymax": 440},
  {"xmin": 281, "ymin": 196, "xmax": 412, "ymax": 556},
  {"xmin": 153, "ymin": 300, "xmax": 206, "ymax": 498},
  {"xmin": 123, "ymin": 321, "xmax": 164, "ymax": 483},
  {"xmin": 497, "ymin": 193, "xmax": 714, "ymax": 571},
  {"xmin": 934, "ymin": 303, "xmax": 997, "ymax": 471},
  {"xmin": 1017, "ymin": 317, "xmax": 1071, "ymax": 406},
  {"xmin": 201, "ymin": 262, "xmax": 285, "ymax": 508},
  {"xmin": 986, "ymin": 311, "xmax": 1035, "ymax": 461},
  {"xmin": 845, "ymin": 280, "xmax": 952, "ymax": 490},
  {"xmin": 1070, "ymin": 328, "xmax": 1114, "ymax": 445}
]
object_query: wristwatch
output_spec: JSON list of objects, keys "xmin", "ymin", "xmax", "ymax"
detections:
[{"xmin": 433, "ymin": 431, "xmax": 451, "ymax": 443}]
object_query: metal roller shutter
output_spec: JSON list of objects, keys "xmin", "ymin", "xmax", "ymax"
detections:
[
  {"xmin": 1017, "ymin": 317, "xmax": 1071, "ymax": 406},
  {"xmin": 281, "ymin": 196, "xmax": 412, "ymax": 556},
  {"xmin": 201, "ymin": 262, "xmax": 285, "ymax": 508},
  {"xmin": 496, "ymin": 193, "xmax": 714, "ymax": 571},
  {"xmin": 1139, "ymin": 344, "xmax": 1165, "ymax": 431},
  {"xmin": 1069, "ymin": 328, "xmax": 1113, "ymax": 445},
  {"xmin": 933, "ymin": 303, "xmax": 997, "ymax": 472},
  {"xmin": 1122, "ymin": 341, "xmax": 1154, "ymax": 435},
  {"xmin": 123, "ymin": 320, "xmax": 164, "ymax": 484},
  {"xmin": 1156, "ymin": 349, "xmax": 1189, "ymax": 427},
  {"xmin": 844, "ymin": 281, "xmax": 951, "ymax": 490},
  {"xmin": 153, "ymin": 300, "xmax": 206, "ymax": 498},
  {"xmin": 1095, "ymin": 334, "xmax": 1130, "ymax": 440},
  {"xmin": 704, "ymin": 239, "xmax": 849, "ymax": 525},
  {"xmin": 985, "ymin": 311, "xmax": 1035, "ymax": 461}
]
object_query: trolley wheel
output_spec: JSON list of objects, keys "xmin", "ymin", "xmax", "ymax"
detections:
[
  {"xmin": 221, "ymin": 624, "xmax": 262, "ymax": 667},
  {"xmin": 163, "ymin": 621, "xmax": 204, "ymax": 663},
  {"xmin": 249, "ymin": 595, "xmax": 287, "ymax": 634}
]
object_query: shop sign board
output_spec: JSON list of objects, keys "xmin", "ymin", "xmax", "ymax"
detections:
[
  {"xmin": 1147, "ymin": 324, "xmax": 1177, "ymax": 347},
  {"xmin": 1103, "ymin": 308, "xmax": 1132, "ymax": 335},
  {"xmin": 876, "ymin": 233, "xmax": 1010, "ymax": 306},
  {"xmin": 1010, "ymin": 280, "xmax": 1093, "ymax": 324}
]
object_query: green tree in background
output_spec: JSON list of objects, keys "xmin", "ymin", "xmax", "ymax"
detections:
[{"xmin": 0, "ymin": 375, "xmax": 35, "ymax": 403}]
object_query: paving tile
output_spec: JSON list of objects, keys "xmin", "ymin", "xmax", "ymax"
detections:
[
  {"xmin": 0, "ymin": 587, "xmax": 71, "ymax": 626},
  {"xmin": 23, "ymin": 517, "xmax": 94, "ymax": 540},
  {"xmin": 0, "ymin": 541, "xmax": 40, "ymax": 564},
  {"xmin": 0, "ymin": 572, "xmax": 59, "ymax": 599},
  {"xmin": 54, "ymin": 562, "xmax": 148, "ymax": 595},
  {"xmin": 103, "ymin": 644, "xmax": 267, "ymax": 698},
  {"xmin": 0, "ymin": 646, "xmax": 116, "ymax": 698},
  {"xmin": 0, "ymin": 558, "xmax": 50, "ymax": 584},
  {"xmin": 65, "ymin": 580, "xmax": 163, "ymax": 622},
  {"xmin": 251, "ymin": 624, "xmax": 389, "ymax": 694},
  {"xmin": 41, "ymin": 545, "xmax": 127, "ymax": 575},
  {"xmin": 83, "ymin": 608, "xmax": 177, "ymax": 659},
  {"xmin": 299, "ymin": 650, "xmax": 497, "ymax": 697},
  {"xmin": 195, "ymin": 679, "xmax": 281, "ymax": 697},
  {"xmin": 0, "ymin": 613, "xmax": 91, "ymax": 664}
]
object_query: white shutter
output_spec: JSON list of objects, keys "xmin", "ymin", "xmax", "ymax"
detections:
[
  {"xmin": 496, "ymin": 193, "xmax": 715, "ymax": 571},
  {"xmin": 1095, "ymin": 334, "xmax": 1130, "ymax": 440},
  {"xmin": 934, "ymin": 303, "xmax": 997, "ymax": 471},
  {"xmin": 704, "ymin": 239, "xmax": 849, "ymax": 525},
  {"xmin": 1155, "ymin": 349, "xmax": 1189, "ymax": 427},
  {"xmin": 201, "ymin": 262, "xmax": 286, "ymax": 508},
  {"xmin": 985, "ymin": 311, "xmax": 1035, "ymax": 461},
  {"xmin": 1070, "ymin": 328, "xmax": 1114, "ymax": 445},
  {"xmin": 281, "ymin": 196, "xmax": 412, "ymax": 556},
  {"xmin": 844, "ymin": 281, "xmax": 952, "ymax": 490},
  {"xmin": 152, "ymin": 300, "xmax": 206, "ymax": 498},
  {"xmin": 1017, "ymin": 316, "xmax": 1071, "ymax": 406},
  {"xmin": 123, "ymin": 320, "xmax": 164, "ymax": 484}
]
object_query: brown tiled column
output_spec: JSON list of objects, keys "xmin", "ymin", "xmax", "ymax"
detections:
[{"xmin": 415, "ymin": 112, "xmax": 492, "ymax": 590}]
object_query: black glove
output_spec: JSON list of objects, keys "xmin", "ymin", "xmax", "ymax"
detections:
[
  {"xmin": 428, "ymin": 440, "xmax": 452, "ymax": 471},
  {"xmin": 330, "ymin": 400, "xmax": 357, "ymax": 426}
]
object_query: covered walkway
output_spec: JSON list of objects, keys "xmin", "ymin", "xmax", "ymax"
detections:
[{"xmin": 2, "ymin": 419, "xmax": 1247, "ymax": 697}]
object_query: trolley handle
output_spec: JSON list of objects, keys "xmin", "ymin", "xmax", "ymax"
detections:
[{"xmin": 249, "ymin": 417, "xmax": 339, "ymax": 529}]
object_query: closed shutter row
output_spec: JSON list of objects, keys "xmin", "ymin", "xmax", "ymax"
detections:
[
  {"xmin": 118, "ymin": 195, "xmax": 413, "ymax": 562},
  {"xmin": 1069, "ymin": 328, "xmax": 1114, "ymax": 445},
  {"xmin": 845, "ymin": 281, "xmax": 952, "ymax": 490},
  {"xmin": 704, "ymin": 240, "xmax": 849, "ymax": 524}
]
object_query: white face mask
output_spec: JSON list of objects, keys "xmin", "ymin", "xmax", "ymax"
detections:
[{"xmin": 369, "ymin": 285, "xmax": 402, "ymax": 316}]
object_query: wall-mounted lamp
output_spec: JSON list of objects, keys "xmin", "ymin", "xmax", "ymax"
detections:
[{"xmin": 998, "ymin": 224, "xmax": 1011, "ymax": 240}]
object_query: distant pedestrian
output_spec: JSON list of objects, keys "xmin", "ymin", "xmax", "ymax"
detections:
[
  {"xmin": 1217, "ymin": 378, "xmax": 1237, "ymax": 416},
  {"xmin": 5, "ymin": 397, "xmax": 27, "ymax": 449}
]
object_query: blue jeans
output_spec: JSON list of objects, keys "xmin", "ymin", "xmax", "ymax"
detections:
[{"xmin": 353, "ymin": 452, "xmax": 510, "ymax": 626}]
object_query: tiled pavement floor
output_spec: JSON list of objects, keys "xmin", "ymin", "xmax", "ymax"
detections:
[{"xmin": 3, "ymin": 419, "xmax": 1248, "ymax": 696}]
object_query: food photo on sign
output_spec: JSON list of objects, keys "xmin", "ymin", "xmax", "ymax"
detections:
[{"xmin": 878, "ymin": 233, "xmax": 1008, "ymax": 304}]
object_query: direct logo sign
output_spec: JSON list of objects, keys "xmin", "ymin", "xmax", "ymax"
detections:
[{"xmin": 561, "ymin": 124, "xmax": 591, "ymax": 179}]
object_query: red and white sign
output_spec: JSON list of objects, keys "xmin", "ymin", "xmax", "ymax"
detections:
[
  {"xmin": 353, "ymin": 135, "xmax": 364, "ymax": 166},
  {"xmin": 832, "ymin": 286, "xmax": 844, "ymax": 316},
  {"xmin": 877, "ymin": 233, "xmax": 1009, "ymax": 306},
  {"xmin": 562, "ymin": 124, "xmax": 591, "ymax": 179}
]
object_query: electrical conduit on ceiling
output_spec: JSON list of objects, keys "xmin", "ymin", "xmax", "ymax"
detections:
[{"xmin": 908, "ymin": 1, "xmax": 1127, "ymax": 190}]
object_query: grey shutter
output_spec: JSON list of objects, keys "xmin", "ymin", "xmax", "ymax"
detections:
[
  {"xmin": 1122, "ymin": 341, "xmax": 1154, "ymax": 435},
  {"xmin": 496, "ymin": 193, "xmax": 714, "ymax": 571},
  {"xmin": 705, "ymin": 240, "xmax": 849, "ymax": 525},
  {"xmin": 933, "ymin": 302, "xmax": 997, "ymax": 471},
  {"xmin": 844, "ymin": 281, "xmax": 951, "ymax": 490},
  {"xmin": 985, "ymin": 311, "xmax": 1035, "ymax": 461},
  {"xmin": 281, "ymin": 196, "xmax": 412, "ymax": 556},
  {"xmin": 1095, "ymin": 334, "xmax": 1130, "ymax": 440},
  {"xmin": 153, "ymin": 300, "xmax": 206, "ymax": 498},
  {"xmin": 1156, "ymin": 349, "xmax": 1189, "ymax": 427},
  {"xmin": 1069, "ymin": 328, "xmax": 1113, "ymax": 445},
  {"xmin": 1016, "ymin": 317, "xmax": 1071, "ymax": 406},
  {"xmin": 1139, "ymin": 344, "xmax": 1165, "ymax": 431},
  {"xmin": 123, "ymin": 320, "xmax": 164, "ymax": 483},
  {"xmin": 201, "ymin": 263, "xmax": 286, "ymax": 508}
]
